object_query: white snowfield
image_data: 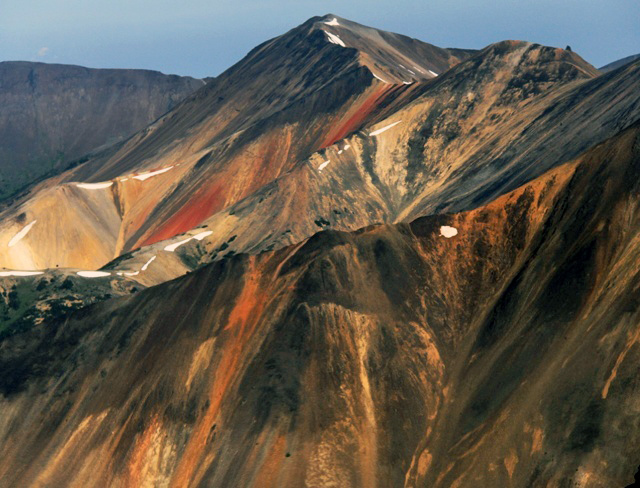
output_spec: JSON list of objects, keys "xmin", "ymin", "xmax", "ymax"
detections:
[
  {"xmin": 164, "ymin": 230, "xmax": 212, "ymax": 252},
  {"xmin": 369, "ymin": 121, "xmax": 402, "ymax": 137},
  {"xmin": 0, "ymin": 270, "xmax": 44, "ymax": 277},
  {"xmin": 8, "ymin": 220, "xmax": 37, "ymax": 247},
  {"xmin": 428, "ymin": 70, "xmax": 439, "ymax": 77},
  {"xmin": 141, "ymin": 255, "xmax": 156, "ymax": 271},
  {"xmin": 372, "ymin": 73, "xmax": 390, "ymax": 84},
  {"xmin": 399, "ymin": 64, "xmax": 416, "ymax": 75},
  {"xmin": 439, "ymin": 225, "xmax": 458, "ymax": 238},
  {"xmin": 133, "ymin": 166, "xmax": 174, "ymax": 181},
  {"xmin": 324, "ymin": 18, "xmax": 340, "ymax": 26},
  {"xmin": 164, "ymin": 237, "xmax": 192, "ymax": 252},
  {"xmin": 318, "ymin": 160, "xmax": 330, "ymax": 171},
  {"xmin": 324, "ymin": 31, "xmax": 346, "ymax": 48},
  {"xmin": 77, "ymin": 271, "xmax": 111, "ymax": 278},
  {"xmin": 193, "ymin": 230, "xmax": 213, "ymax": 240},
  {"xmin": 76, "ymin": 181, "xmax": 114, "ymax": 190}
]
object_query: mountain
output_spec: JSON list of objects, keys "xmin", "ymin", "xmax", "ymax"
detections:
[
  {"xmin": 0, "ymin": 14, "xmax": 478, "ymax": 271},
  {"xmin": 0, "ymin": 120, "xmax": 638, "ymax": 487},
  {"xmin": 0, "ymin": 61, "xmax": 205, "ymax": 200},
  {"xmin": 599, "ymin": 53, "xmax": 640, "ymax": 72},
  {"xmin": 1, "ymin": 14, "xmax": 640, "ymax": 488},
  {"xmin": 3, "ymin": 33, "xmax": 638, "ymax": 289}
]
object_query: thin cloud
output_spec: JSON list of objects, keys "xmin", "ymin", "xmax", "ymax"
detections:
[{"xmin": 37, "ymin": 47, "xmax": 49, "ymax": 57}]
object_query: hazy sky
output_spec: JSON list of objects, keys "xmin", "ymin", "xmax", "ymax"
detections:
[{"xmin": 1, "ymin": 0, "xmax": 638, "ymax": 78}]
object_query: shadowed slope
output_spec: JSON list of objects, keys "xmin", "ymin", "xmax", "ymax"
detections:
[
  {"xmin": 0, "ymin": 122, "xmax": 638, "ymax": 487},
  {"xmin": 0, "ymin": 62, "xmax": 204, "ymax": 201}
]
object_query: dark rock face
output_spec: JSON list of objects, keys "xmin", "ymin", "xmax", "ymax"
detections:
[{"xmin": 0, "ymin": 61, "xmax": 204, "ymax": 199}]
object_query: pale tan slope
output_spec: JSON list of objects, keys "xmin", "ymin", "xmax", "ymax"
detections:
[
  {"xmin": 0, "ymin": 184, "xmax": 120, "ymax": 270},
  {"xmin": 0, "ymin": 159, "xmax": 201, "ymax": 270}
]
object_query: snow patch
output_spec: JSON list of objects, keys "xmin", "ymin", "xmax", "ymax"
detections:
[
  {"xmin": 76, "ymin": 181, "xmax": 113, "ymax": 190},
  {"xmin": 133, "ymin": 166, "xmax": 174, "ymax": 181},
  {"xmin": 120, "ymin": 178, "xmax": 129, "ymax": 182},
  {"xmin": 0, "ymin": 270, "xmax": 44, "ymax": 277},
  {"xmin": 399, "ymin": 64, "xmax": 416, "ymax": 75},
  {"xmin": 193, "ymin": 231, "xmax": 213, "ymax": 241},
  {"xmin": 8, "ymin": 220, "xmax": 37, "ymax": 247},
  {"xmin": 141, "ymin": 255, "xmax": 156, "ymax": 271},
  {"xmin": 164, "ymin": 237, "xmax": 192, "ymax": 252},
  {"xmin": 428, "ymin": 70, "xmax": 439, "ymax": 77},
  {"xmin": 77, "ymin": 271, "xmax": 111, "ymax": 278},
  {"xmin": 324, "ymin": 17, "xmax": 340, "ymax": 26},
  {"xmin": 344, "ymin": 144, "xmax": 351, "ymax": 150},
  {"xmin": 318, "ymin": 160, "xmax": 330, "ymax": 171},
  {"xmin": 324, "ymin": 31, "xmax": 346, "ymax": 48},
  {"xmin": 124, "ymin": 271, "xmax": 140, "ymax": 277},
  {"xmin": 372, "ymin": 73, "xmax": 390, "ymax": 84},
  {"xmin": 338, "ymin": 150, "xmax": 343, "ymax": 154},
  {"xmin": 164, "ymin": 230, "xmax": 212, "ymax": 252},
  {"xmin": 413, "ymin": 65, "xmax": 427, "ymax": 74},
  {"xmin": 402, "ymin": 81, "xmax": 413, "ymax": 85},
  {"xmin": 369, "ymin": 121, "xmax": 402, "ymax": 137},
  {"xmin": 439, "ymin": 226, "xmax": 458, "ymax": 238}
]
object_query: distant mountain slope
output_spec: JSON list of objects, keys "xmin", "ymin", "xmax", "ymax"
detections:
[
  {"xmin": 0, "ymin": 61, "xmax": 204, "ymax": 200},
  {"xmin": 0, "ymin": 121, "xmax": 638, "ymax": 487},
  {"xmin": 599, "ymin": 53, "xmax": 640, "ymax": 72}
]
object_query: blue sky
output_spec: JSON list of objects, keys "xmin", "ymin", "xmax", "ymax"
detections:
[{"xmin": 1, "ymin": 0, "xmax": 638, "ymax": 78}]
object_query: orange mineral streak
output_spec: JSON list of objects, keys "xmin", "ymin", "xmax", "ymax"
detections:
[
  {"xmin": 125, "ymin": 414, "xmax": 162, "ymax": 487},
  {"xmin": 138, "ymin": 181, "xmax": 225, "ymax": 247},
  {"xmin": 139, "ymin": 130, "xmax": 294, "ymax": 248},
  {"xmin": 251, "ymin": 434, "xmax": 288, "ymax": 488},
  {"xmin": 170, "ymin": 261, "xmax": 267, "ymax": 488},
  {"xmin": 320, "ymin": 83, "xmax": 395, "ymax": 149}
]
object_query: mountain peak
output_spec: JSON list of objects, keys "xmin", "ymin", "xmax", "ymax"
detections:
[{"xmin": 294, "ymin": 14, "xmax": 476, "ymax": 83}]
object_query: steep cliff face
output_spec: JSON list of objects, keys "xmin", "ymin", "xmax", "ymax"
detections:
[
  {"xmin": 0, "ymin": 61, "xmax": 204, "ymax": 200},
  {"xmin": 0, "ymin": 122, "xmax": 638, "ymax": 487}
]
